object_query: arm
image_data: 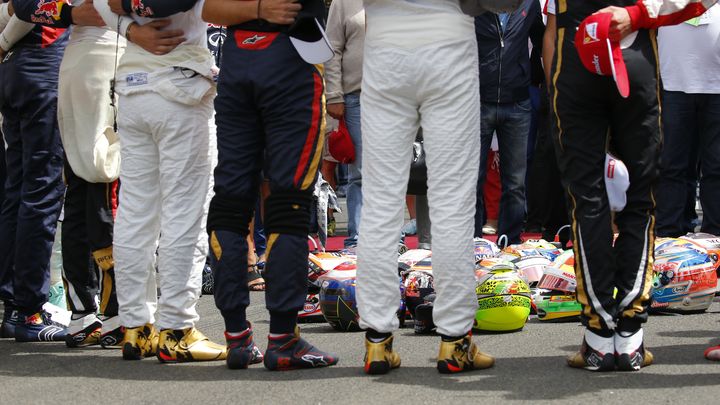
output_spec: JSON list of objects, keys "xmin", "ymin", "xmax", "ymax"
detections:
[
  {"xmin": 202, "ymin": 0, "xmax": 300, "ymax": 26},
  {"xmin": 324, "ymin": 0, "xmax": 344, "ymax": 118},
  {"xmin": 0, "ymin": 14, "xmax": 34, "ymax": 54},
  {"xmin": 95, "ymin": 0, "xmax": 185, "ymax": 55},
  {"xmin": 0, "ymin": 3, "xmax": 13, "ymax": 31},
  {"xmin": 542, "ymin": 13, "xmax": 556, "ymax": 90},
  {"xmin": 528, "ymin": 0, "xmax": 543, "ymax": 54},
  {"xmin": 597, "ymin": 0, "xmax": 717, "ymax": 41},
  {"xmin": 12, "ymin": 0, "xmax": 104, "ymax": 28},
  {"xmin": 627, "ymin": 0, "xmax": 717, "ymax": 29},
  {"xmin": 109, "ymin": 0, "xmax": 196, "ymax": 17}
]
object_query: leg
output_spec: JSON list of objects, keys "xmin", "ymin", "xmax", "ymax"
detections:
[
  {"xmin": 61, "ymin": 164, "xmax": 98, "ymax": 315},
  {"xmin": 0, "ymin": 112, "xmax": 21, "ymax": 307},
  {"xmin": 698, "ymin": 94, "xmax": 720, "ymax": 235},
  {"xmin": 344, "ymin": 92, "xmax": 363, "ymax": 247},
  {"xmin": 86, "ymin": 179, "xmax": 119, "ymax": 319},
  {"xmin": 655, "ymin": 90, "xmax": 697, "ymax": 237},
  {"xmin": 154, "ymin": 95, "xmax": 212, "ymax": 331},
  {"xmin": 114, "ymin": 94, "xmax": 161, "ymax": 329},
  {"xmin": 418, "ymin": 38, "xmax": 480, "ymax": 338},
  {"xmin": 475, "ymin": 103, "xmax": 495, "ymax": 237},
  {"xmin": 496, "ymin": 99, "xmax": 531, "ymax": 245},
  {"xmin": 357, "ymin": 43, "xmax": 419, "ymax": 335}
]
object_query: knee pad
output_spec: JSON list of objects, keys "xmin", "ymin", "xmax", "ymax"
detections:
[
  {"xmin": 207, "ymin": 195, "xmax": 255, "ymax": 236},
  {"xmin": 264, "ymin": 190, "xmax": 313, "ymax": 236}
]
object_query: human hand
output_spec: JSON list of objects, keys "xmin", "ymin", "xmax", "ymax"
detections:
[
  {"xmin": 326, "ymin": 102, "xmax": 345, "ymax": 120},
  {"xmin": 594, "ymin": 6, "xmax": 633, "ymax": 41},
  {"xmin": 109, "ymin": 0, "xmax": 126, "ymax": 15},
  {"xmin": 127, "ymin": 20, "xmax": 185, "ymax": 55},
  {"xmin": 72, "ymin": 0, "xmax": 105, "ymax": 26},
  {"xmin": 259, "ymin": 0, "xmax": 301, "ymax": 25}
]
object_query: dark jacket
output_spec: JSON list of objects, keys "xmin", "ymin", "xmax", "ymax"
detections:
[{"xmin": 475, "ymin": 0, "xmax": 544, "ymax": 104}]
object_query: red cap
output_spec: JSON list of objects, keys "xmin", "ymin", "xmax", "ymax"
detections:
[
  {"xmin": 574, "ymin": 13, "xmax": 630, "ymax": 98},
  {"xmin": 328, "ymin": 120, "xmax": 355, "ymax": 164}
]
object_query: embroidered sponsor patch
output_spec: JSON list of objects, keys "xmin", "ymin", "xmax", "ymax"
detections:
[{"xmin": 126, "ymin": 72, "xmax": 148, "ymax": 86}]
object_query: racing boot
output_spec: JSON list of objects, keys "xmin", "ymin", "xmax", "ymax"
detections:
[
  {"xmin": 99, "ymin": 316, "xmax": 124, "ymax": 349},
  {"xmin": 567, "ymin": 328, "xmax": 615, "ymax": 371},
  {"xmin": 615, "ymin": 328, "xmax": 653, "ymax": 371},
  {"xmin": 225, "ymin": 322, "xmax": 264, "ymax": 369},
  {"xmin": 15, "ymin": 310, "xmax": 68, "ymax": 342},
  {"xmin": 65, "ymin": 313, "xmax": 102, "ymax": 348},
  {"xmin": 1, "ymin": 306, "xmax": 19, "ymax": 338},
  {"xmin": 264, "ymin": 326, "xmax": 339, "ymax": 371},
  {"xmin": 437, "ymin": 332, "xmax": 494, "ymax": 373},
  {"xmin": 157, "ymin": 327, "xmax": 227, "ymax": 363},
  {"xmin": 363, "ymin": 332, "xmax": 401, "ymax": 375},
  {"xmin": 122, "ymin": 323, "xmax": 159, "ymax": 360}
]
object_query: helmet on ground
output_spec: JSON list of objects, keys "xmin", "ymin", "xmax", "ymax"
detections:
[
  {"xmin": 297, "ymin": 293, "xmax": 323, "ymax": 322},
  {"xmin": 474, "ymin": 260, "xmax": 531, "ymax": 332},
  {"xmin": 474, "ymin": 238, "xmax": 500, "ymax": 263},
  {"xmin": 679, "ymin": 233, "xmax": 720, "ymax": 269},
  {"xmin": 533, "ymin": 249, "xmax": 582, "ymax": 321},
  {"xmin": 308, "ymin": 252, "xmax": 354, "ymax": 292},
  {"xmin": 523, "ymin": 239, "xmax": 564, "ymax": 261},
  {"xmin": 651, "ymin": 244, "xmax": 717, "ymax": 313},
  {"xmin": 402, "ymin": 261, "xmax": 435, "ymax": 334},
  {"xmin": 398, "ymin": 249, "xmax": 432, "ymax": 272},
  {"xmin": 319, "ymin": 264, "xmax": 361, "ymax": 331}
]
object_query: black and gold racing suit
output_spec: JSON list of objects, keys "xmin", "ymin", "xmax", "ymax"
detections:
[{"xmin": 550, "ymin": 0, "xmax": 660, "ymax": 336}]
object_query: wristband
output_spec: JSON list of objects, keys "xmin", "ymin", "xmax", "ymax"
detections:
[{"xmin": 59, "ymin": 3, "xmax": 74, "ymax": 26}]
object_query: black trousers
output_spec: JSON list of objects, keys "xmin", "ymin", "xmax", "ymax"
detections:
[
  {"xmin": 551, "ymin": 24, "xmax": 659, "ymax": 333},
  {"xmin": 526, "ymin": 85, "xmax": 569, "ymax": 244},
  {"xmin": 61, "ymin": 162, "xmax": 118, "ymax": 317}
]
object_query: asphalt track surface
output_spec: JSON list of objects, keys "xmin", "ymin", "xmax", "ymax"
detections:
[{"xmin": 2, "ymin": 295, "xmax": 720, "ymax": 405}]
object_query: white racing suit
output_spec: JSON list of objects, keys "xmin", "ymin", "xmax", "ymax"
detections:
[
  {"xmin": 356, "ymin": 0, "xmax": 480, "ymax": 337},
  {"xmin": 59, "ymin": 24, "xmax": 124, "ymax": 183},
  {"xmin": 95, "ymin": 1, "xmax": 216, "ymax": 330}
]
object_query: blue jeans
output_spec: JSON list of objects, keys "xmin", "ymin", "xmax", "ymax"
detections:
[
  {"xmin": 656, "ymin": 90, "xmax": 720, "ymax": 236},
  {"xmin": 344, "ymin": 92, "xmax": 362, "ymax": 247},
  {"xmin": 475, "ymin": 99, "xmax": 531, "ymax": 244}
]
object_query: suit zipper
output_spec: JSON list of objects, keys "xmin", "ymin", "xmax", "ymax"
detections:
[{"xmin": 495, "ymin": 15, "xmax": 505, "ymax": 104}]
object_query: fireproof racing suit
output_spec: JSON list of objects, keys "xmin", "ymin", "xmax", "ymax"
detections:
[
  {"xmin": 207, "ymin": 18, "xmax": 326, "ymax": 334},
  {"xmin": 549, "ymin": 0, "xmax": 717, "ymax": 335},
  {"xmin": 96, "ymin": 0, "xmax": 215, "ymax": 330},
  {"xmin": 13, "ymin": 0, "xmax": 126, "ymax": 332},
  {"xmin": 356, "ymin": 0, "xmax": 481, "ymax": 338},
  {"xmin": 0, "ymin": 1, "xmax": 67, "ymax": 318}
]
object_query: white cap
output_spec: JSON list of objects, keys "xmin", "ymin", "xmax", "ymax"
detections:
[
  {"xmin": 289, "ymin": 18, "xmax": 334, "ymax": 64},
  {"xmin": 605, "ymin": 154, "xmax": 630, "ymax": 212}
]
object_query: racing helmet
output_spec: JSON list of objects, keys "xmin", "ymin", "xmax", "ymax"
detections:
[
  {"xmin": 533, "ymin": 249, "xmax": 582, "ymax": 321},
  {"xmin": 402, "ymin": 258, "xmax": 436, "ymax": 334},
  {"xmin": 474, "ymin": 238, "xmax": 501, "ymax": 263},
  {"xmin": 474, "ymin": 260, "xmax": 531, "ymax": 332},
  {"xmin": 319, "ymin": 264, "xmax": 361, "ymax": 331},
  {"xmin": 651, "ymin": 244, "xmax": 717, "ymax": 313}
]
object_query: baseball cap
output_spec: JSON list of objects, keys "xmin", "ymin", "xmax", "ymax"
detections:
[
  {"xmin": 605, "ymin": 153, "xmax": 630, "ymax": 212},
  {"xmin": 328, "ymin": 120, "xmax": 355, "ymax": 164},
  {"xmin": 574, "ymin": 13, "xmax": 629, "ymax": 98},
  {"xmin": 288, "ymin": 0, "xmax": 334, "ymax": 64}
]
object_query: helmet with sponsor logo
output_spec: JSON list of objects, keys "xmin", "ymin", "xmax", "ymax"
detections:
[
  {"xmin": 401, "ymin": 256, "xmax": 436, "ymax": 334},
  {"xmin": 533, "ymin": 249, "xmax": 582, "ymax": 321},
  {"xmin": 474, "ymin": 238, "xmax": 501, "ymax": 263},
  {"xmin": 303, "ymin": 253, "xmax": 355, "ymax": 322},
  {"xmin": 473, "ymin": 259, "xmax": 531, "ymax": 332},
  {"xmin": 651, "ymin": 242, "xmax": 717, "ymax": 313},
  {"xmin": 319, "ymin": 263, "xmax": 361, "ymax": 331}
]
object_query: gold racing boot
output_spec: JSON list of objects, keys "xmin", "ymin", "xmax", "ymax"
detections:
[
  {"xmin": 437, "ymin": 333, "xmax": 494, "ymax": 373},
  {"xmin": 363, "ymin": 334, "xmax": 401, "ymax": 375},
  {"xmin": 157, "ymin": 327, "xmax": 227, "ymax": 363},
  {"xmin": 122, "ymin": 323, "xmax": 159, "ymax": 360}
]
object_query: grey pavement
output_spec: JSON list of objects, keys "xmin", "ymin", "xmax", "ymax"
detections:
[{"xmin": 2, "ymin": 296, "xmax": 720, "ymax": 404}]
